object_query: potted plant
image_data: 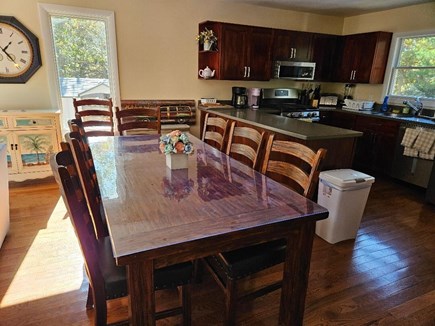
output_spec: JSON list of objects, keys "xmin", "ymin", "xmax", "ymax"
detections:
[{"xmin": 196, "ymin": 28, "xmax": 217, "ymax": 51}]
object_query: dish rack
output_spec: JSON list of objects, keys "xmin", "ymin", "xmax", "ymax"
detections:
[{"xmin": 343, "ymin": 99, "xmax": 375, "ymax": 111}]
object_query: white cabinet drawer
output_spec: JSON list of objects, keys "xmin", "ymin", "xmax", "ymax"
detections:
[{"xmin": 14, "ymin": 118, "xmax": 55, "ymax": 128}]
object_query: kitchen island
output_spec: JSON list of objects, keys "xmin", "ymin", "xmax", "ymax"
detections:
[{"xmin": 199, "ymin": 107, "xmax": 363, "ymax": 170}]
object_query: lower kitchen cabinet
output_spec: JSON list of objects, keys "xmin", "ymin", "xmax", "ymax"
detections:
[
  {"xmin": 319, "ymin": 110, "xmax": 400, "ymax": 173},
  {"xmin": 353, "ymin": 116, "xmax": 400, "ymax": 173},
  {"xmin": 0, "ymin": 111, "xmax": 62, "ymax": 182}
]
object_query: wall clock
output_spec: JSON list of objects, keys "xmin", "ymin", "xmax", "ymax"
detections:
[{"xmin": 0, "ymin": 16, "xmax": 42, "ymax": 83}]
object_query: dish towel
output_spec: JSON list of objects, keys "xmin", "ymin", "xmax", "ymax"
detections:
[
  {"xmin": 401, "ymin": 128, "xmax": 420, "ymax": 158},
  {"xmin": 401, "ymin": 128, "xmax": 420, "ymax": 147},
  {"xmin": 414, "ymin": 130, "xmax": 435, "ymax": 160}
]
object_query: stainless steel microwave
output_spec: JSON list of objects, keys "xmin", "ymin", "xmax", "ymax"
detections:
[{"xmin": 273, "ymin": 61, "xmax": 316, "ymax": 80}]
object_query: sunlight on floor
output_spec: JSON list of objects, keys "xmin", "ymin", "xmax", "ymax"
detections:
[{"xmin": 0, "ymin": 196, "xmax": 85, "ymax": 308}]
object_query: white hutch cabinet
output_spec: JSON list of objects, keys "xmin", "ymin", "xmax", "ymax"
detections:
[{"xmin": 0, "ymin": 111, "xmax": 62, "ymax": 182}]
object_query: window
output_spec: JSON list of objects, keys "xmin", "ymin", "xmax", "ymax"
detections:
[
  {"xmin": 386, "ymin": 32, "xmax": 435, "ymax": 107},
  {"xmin": 38, "ymin": 4, "xmax": 120, "ymax": 133}
]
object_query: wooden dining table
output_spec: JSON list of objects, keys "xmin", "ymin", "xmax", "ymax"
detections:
[{"xmin": 90, "ymin": 134, "xmax": 328, "ymax": 326}]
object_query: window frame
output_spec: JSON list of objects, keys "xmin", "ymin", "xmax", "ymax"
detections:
[
  {"xmin": 38, "ymin": 3, "xmax": 120, "ymax": 133},
  {"xmin": 383, "ymin": 29, "xmax": 435, "ymax": 109}
]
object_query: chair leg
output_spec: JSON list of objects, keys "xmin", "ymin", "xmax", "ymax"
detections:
[
  {"xmin": 180, "ymin": 284, "xmax": 192, "ymax": 326},
  {"xmin": 224, "ymin": 278, "xmax": 238, "ymax": 326},
  {"xmin": 193, "ymin": 259, "xmax": 203, "ymax": 283},
  {"xmin": 93, "ymin": 290, "xmax": 108, "ymax": 326},
  {"xmin": 86, "ymin": 284, "xmax": 94, "ymax": 310}
]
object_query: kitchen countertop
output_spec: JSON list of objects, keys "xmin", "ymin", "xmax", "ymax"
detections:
[
  {"xmin": 200, "ymin": 106, "xmax": 363, "ymax": 140},
  {"xmin": 320, "ymin": 107, "xmax": 435, "ymax": 126}
]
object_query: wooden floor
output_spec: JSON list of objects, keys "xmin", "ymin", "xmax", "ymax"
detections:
[{"xmin": 1, "ymin": 176, "xmax": 435, "ymax": 325}]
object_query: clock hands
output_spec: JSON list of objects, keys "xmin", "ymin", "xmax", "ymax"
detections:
[
  {"xmin": 0, "ymin": 41, "xmax": 19, "ymax": 67},
  {"xmin": 2, "ymin": 41, "xmax": 12, "ymax": 52}
]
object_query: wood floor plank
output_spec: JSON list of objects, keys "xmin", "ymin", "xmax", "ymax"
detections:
[{"xmin": 1, "ymin": 176, "xmax": 434, "ymax": 325}]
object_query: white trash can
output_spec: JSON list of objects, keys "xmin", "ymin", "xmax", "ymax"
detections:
[{"xmin": 316, "ymin": 169, "xmax": 375, "ymax": 244}]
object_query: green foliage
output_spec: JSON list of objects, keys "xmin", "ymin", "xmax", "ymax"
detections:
[
  {"xmin": 51, "ymin": 17, "xmax": 109, "ymax": 79},
  {"xmin": 392, "ymin": 36, "xmax": 435, "ymax": 99}
]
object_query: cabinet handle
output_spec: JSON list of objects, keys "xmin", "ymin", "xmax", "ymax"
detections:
[
  {"xmin": 247, "ymin": 66, "xmax": 251, "ymax": 78},
  {"xmin": 10, "ymin": 144, "xmax": 14, "ymax": 151},
  {"xmin": 353, "ymin": 70, "xmax": 357, "ymax": 80},
  {"xmin": 243, "ymin": 66, "xmax": 247, "ymax": 78},
  {"xmin": 294, "ymin": 48, "xmax": 297, "ymax": 58},
  {"xmin": 15, "ymin": 144, "xmax": 18, "ymax": 150}
]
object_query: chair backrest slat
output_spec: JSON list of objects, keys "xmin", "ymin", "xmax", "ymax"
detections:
[
  {"xmin": 226, "ymin": 122, "xmax": 265, "ymax": 170},
  {"xmin": 202, "ymin": 113, "xmax": 229, "ymax": 151},
  {"xmin": 261, "ymin": 134, "xmax": 327, "ymax": 199},
  {"xmin": 116, "ymin": 106, "xmax": 161, "ymax": 135},
  {"xmin": 65, "ymin": 132, "xmax": 108, "ymax": 239},
  {"xmin": 73, "ymin": 98, "xmax": 114, "ymax": 137}
]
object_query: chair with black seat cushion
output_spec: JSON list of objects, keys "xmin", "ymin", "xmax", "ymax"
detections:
[
  {"xmin": 51, "ymin": 149, "xmax": 193, "ymax": 326},
  {"xmin": 201, "ymin": 113, "xmax": 229, "ymax": 151},
  {"xmin": 204, "ymin": 134, "xmax": 326, "ymax": 325},
  {"xmin": 65, "ymin": 131, "xmax": 108, "ymax": 239},
  {"xmin": 73, "ymin": 98, "xmax": 115, "ymax": 137},
  {"xmin": 226, "ymin": 122, "xmax": 265, "ymax": 170},
  {"xmin": 115, "ymin": 106, "xmax": 161, "ymax": 135}
]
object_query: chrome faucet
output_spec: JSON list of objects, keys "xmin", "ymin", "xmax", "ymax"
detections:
[{"xmin": 403, "ymin": 97, "xmax": 423, "ymax": 116}]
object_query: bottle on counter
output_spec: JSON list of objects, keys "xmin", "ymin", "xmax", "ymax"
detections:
[
  {"xmin": 381, "ymin": 96, "xmax": 389, "ymax": 112},
  {"xmin": 311, "ymin": 85, "xmax": 321, "ymax": 108}
]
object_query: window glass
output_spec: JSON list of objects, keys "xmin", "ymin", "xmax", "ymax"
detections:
[{"xmin": 388, "ymin": 35, "xmax": 435, "ymax": 100}]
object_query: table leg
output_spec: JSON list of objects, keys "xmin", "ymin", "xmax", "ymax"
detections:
[
  {"xmin": 127, "ymin": 260, "xmax": 155, "ymax": 326},
  {"xmin": 279, "ymin": 221, "xmax": 316, "ymax": 326}
]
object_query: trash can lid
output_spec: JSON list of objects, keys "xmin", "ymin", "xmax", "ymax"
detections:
[{"xmin": 319, "ymin": 169, "xmax": 375, "ymax": 189}]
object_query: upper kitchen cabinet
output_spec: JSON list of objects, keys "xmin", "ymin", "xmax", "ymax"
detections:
[
  {"xmin": 334, "ymin": 32, "xmax": 392, "ymax": 84},
  {"xmin": 198, "ymin": 21, "xmax": 273, "ymax": 81},
  {"xmin": 311, "ymin": 33, "xmax": 339, "ymax": 81},
  {"xmin": 272, "ymin": 29, "xmax": 313, "ymax": 61}
]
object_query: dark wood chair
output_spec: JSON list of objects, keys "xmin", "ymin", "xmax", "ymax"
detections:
[
  {"xmin": 261, "ymin": 134, "xmax": 327, "ymax": 199},
  {"xmin": 73, "ymin": 98, "xmax": 115, "ymax": 137},
  {"xmin": 50, "ymin": 149, "xmax": 193, "ymax": 326},
  {"xmin": 204, "ymin": 134, "xmax": 327, "ymax": 325},
  {"xmin": 64, "ymin": 131, "xmax": 108, "ymax": 239},
  {"xmin": 201, "ymin": 112, "xmax": 229, "ymax": 151},
  {"xmin": 226, "ymin": 122, "xmax": 265, "ymax": 170},
  {"xmin": 115, "ymin": 106, "xmax": 161, "ymax": 135}
]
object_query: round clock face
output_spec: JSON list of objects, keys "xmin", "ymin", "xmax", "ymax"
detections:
[
  {"xmin": 0, "ymin": 16, "xmax": 41, "ymax": 83},
  {"xmin": 0, "ymin": 22, "xmax": 34, "ymax": 78}
]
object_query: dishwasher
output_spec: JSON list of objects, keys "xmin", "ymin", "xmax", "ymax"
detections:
[{"xmin": 390, "ymin": 122, "xmax": 435, "ymax": 189}]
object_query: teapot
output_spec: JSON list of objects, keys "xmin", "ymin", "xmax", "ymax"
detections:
[{"xmin": 199, "ymin": 66, "xmax": 215, "ymax": 79}]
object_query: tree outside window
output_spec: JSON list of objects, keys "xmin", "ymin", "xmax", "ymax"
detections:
[{"xmin": 389, "ymin": 35, "xmax": 435, "ymax": 100}]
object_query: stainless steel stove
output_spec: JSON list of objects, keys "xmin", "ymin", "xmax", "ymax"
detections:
[{"xmin": 260, "ymin": 88, "xmax": 320, "ymax": 122}]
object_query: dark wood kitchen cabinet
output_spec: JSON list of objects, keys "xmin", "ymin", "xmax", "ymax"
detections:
[
  {"xmin": 311, "ymin": 33, "xmax": 339, "ymax": 81},
  {"xmin": 353, "ymin": 116, "xmax": 400, "ymax": 173},
  {"xmin": 320, "ymin": 110, "xmax": 400, "ymax": 173},
  {"xmin": 198, "ymin": 21, "xmax": 273, "ymax": 81},
  {"xmin": 334, "ymin": 31, "xmax": 392, "ymax": 84},
  {"xmin": 319, "ymin": 110, "xmax": 356, "ymax": 129},
  {"xmin": 272, "ymin": 29, "xmax": 313, "ymax": 61}
]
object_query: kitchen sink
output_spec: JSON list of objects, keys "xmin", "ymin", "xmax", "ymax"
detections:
[{"xmin": 381, "ymin": 112, "xmax": 415, "ymax": 118}]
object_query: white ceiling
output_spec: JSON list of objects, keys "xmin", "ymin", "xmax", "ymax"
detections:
[{"xmin": 221, "ymin": 0, "xmax": 433, "ymax": 17}]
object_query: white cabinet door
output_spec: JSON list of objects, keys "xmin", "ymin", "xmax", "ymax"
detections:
[
  {"xmin": 14, "ymin": 130, "xmax": 57, "ymax": 174},
  {"xmin": 0, "ymin": 132, "xmax": 19, "ymax": 174}
]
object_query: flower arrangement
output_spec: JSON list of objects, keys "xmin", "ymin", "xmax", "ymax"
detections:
[
  {"xmin": 196, "ymin": 28, "xmax": 217, "ymax": 44},
  {"xmin": 159, "ymin": 130, "xmax": 194, "ymax": 155}
]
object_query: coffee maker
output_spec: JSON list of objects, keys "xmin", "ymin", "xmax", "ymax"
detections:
[
  {"xmin": 231, "ymin": 87, "xmax": 247, "ymax": 108},
  {"xmin": 247, "ymin": 88, "xmax": 261, "ymax": 109}
]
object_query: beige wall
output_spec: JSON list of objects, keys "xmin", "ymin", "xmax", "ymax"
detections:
[
  {"xmin": 323, "ymin": 2, "xmax": 435, "ymax": 102},
  {"xmin": 1, "ymin": 0, "xmax": 434, "ymax": 133}
]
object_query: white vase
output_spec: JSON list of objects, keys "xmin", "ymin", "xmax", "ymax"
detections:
[
  {"xmin": 166, "ymin": 154, "xmax": 188, "ymax": 170},
  {"xmin": 203, "ymin": 41, "xmax": 212, "ymax": 51}
]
